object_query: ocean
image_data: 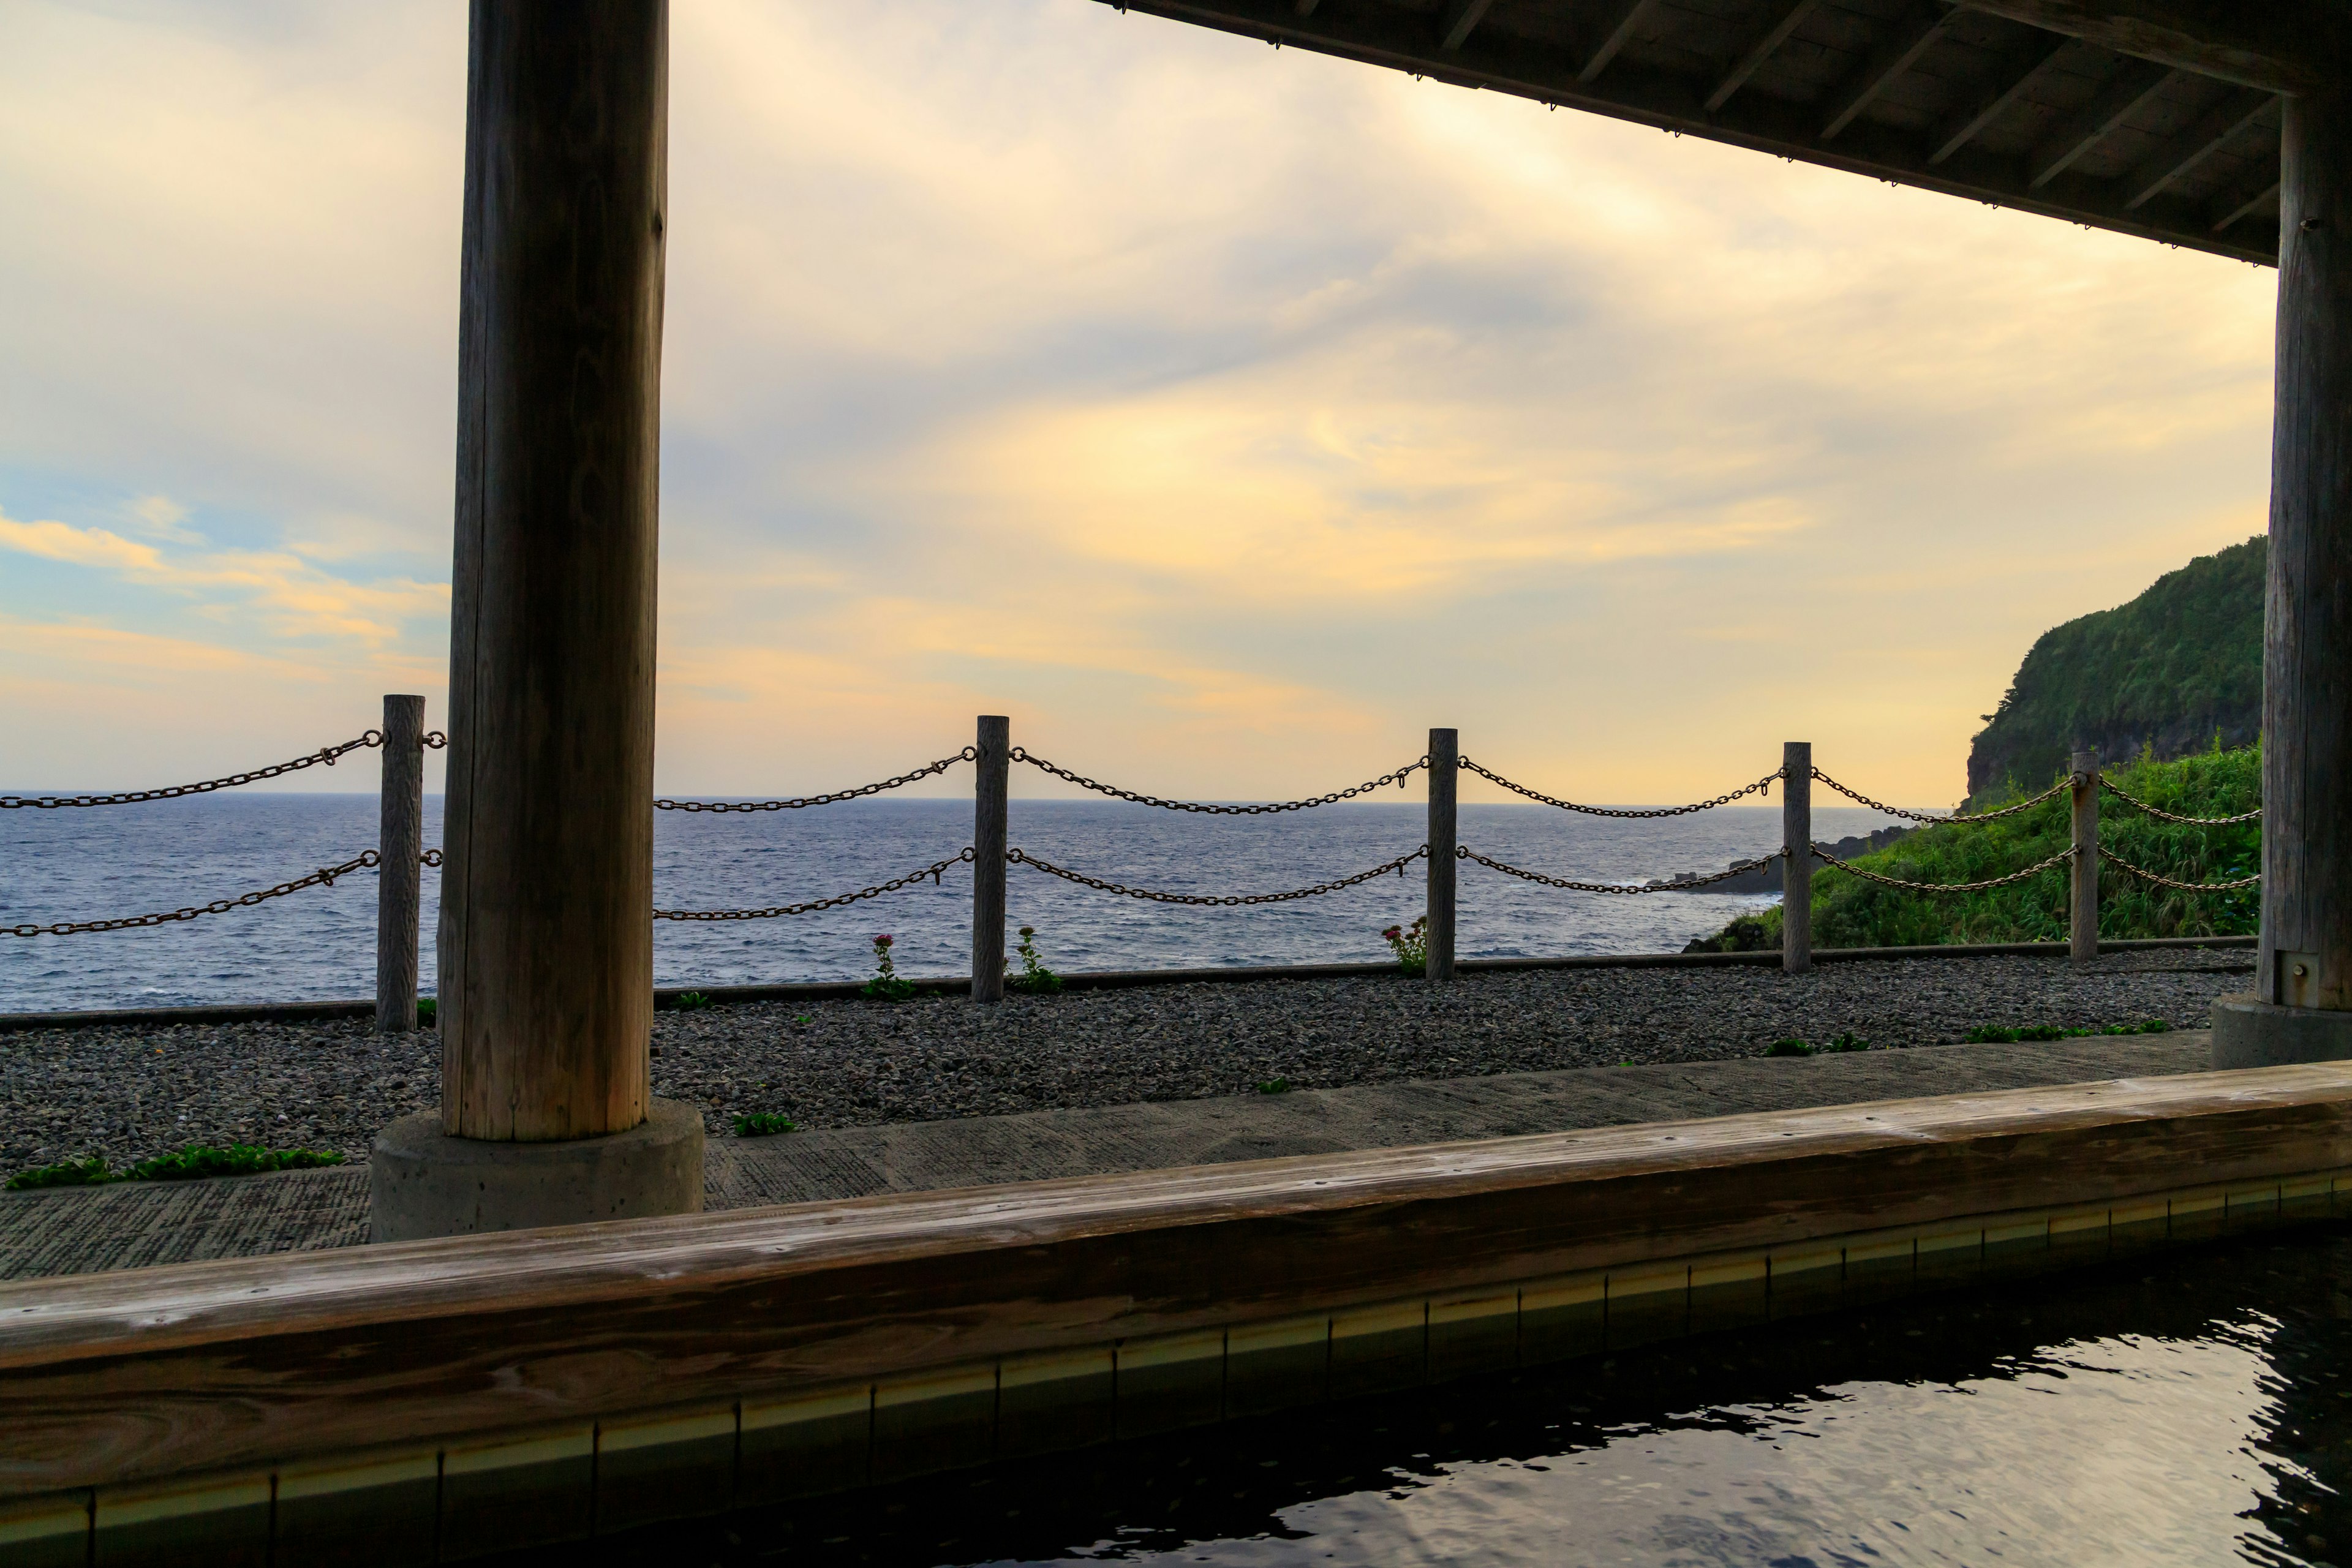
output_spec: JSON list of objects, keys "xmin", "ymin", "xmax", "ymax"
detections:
[{"xmin": 1, "ymin": 793, "xmax": 1906, "ymax": 1012}]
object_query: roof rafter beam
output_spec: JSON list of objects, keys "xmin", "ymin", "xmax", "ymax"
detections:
[
  {"xmin": 2027, "ymin": 60, "xmax": 2175, "ymax": 188},
  {"xmin": 2211, "ymin": 176, "xmax": 2280, "ymax": 233},
  {"xmin": 1931, "ymin": 32, "xmax": 2072, "ymax": 164},
  {"xmin": 1705, "ymin": 0, "xmax": 1823, "ymax": 113},
  {"xmin": 1438, "ymin": 0, "xmax": 1496, "ymax": 51},
  {"xmin": 2123, "ymin": 86, "xmax": 2276, "ymax": 208},
  {"xmin": 1961, "ymin": 1, "xmax": 2334, "ymax": 96},
  {"xmin": 1822, "ymin": 1, "xmax": 1963, "ymax": 141},
  {"xmin": 1578, "ymin": 0, "xmax": 1662, "ymax": 84}
]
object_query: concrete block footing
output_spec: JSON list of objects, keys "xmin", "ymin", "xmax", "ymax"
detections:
[
  {"xmin": 2211, "ymin": 993, "xmax": 2352, "ymax": 1069},
  {"xmin": 368, "ymin": 1099, "xmax": 704, "ymax": 1242}
]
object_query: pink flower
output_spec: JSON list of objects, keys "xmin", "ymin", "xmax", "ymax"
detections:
[{"xmin": 872, "ymin": 933, "xmax": 894, "ymax": 946}]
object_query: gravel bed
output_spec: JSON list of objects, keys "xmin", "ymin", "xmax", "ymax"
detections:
[{"xmin": 0, "ymin": 951, "xmax": 2248, "ymax": 1177}]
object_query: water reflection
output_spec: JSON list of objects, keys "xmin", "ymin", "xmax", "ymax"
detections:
[{"xmin": 525, "ymin": 1232, "xmax": 2352, "ymax": 1568}]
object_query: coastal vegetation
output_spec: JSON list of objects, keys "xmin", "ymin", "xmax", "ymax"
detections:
[
  {"xmin": 1966, "ymin": 538, "xmax": 2261, "ymax": 804},
  {"xmin": 1693, "ymin": 744, "xmax": 2258, "ymax": 951}
]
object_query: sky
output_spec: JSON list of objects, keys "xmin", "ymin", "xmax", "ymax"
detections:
[{"xmin": 0, "ymin": 1, "xmax": 2278, "ymax": 807}]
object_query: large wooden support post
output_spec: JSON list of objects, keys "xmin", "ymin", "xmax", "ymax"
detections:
[
  {"xmin": 375, "ymin": 695, "xmax": 426, "ymax": 1035},
  {"xmin": 2215, "ymin": 86, "xmax": 2352, "ymax": 1068},
  {"xmin": 1427, "ymin": 728, "xmax": 1458, "ymax": 984},
  {"xmin": 372, "ymin": 0, "xmax": 700, "ymax": 1239},
  {"xmin": 973, "ymin": 716, "xmax": 1009, "ymax": 1003},
  {"xmin": 1782, "ymin": 742, "xmax": 1812, "ymax": 974},
  {"xmin": 2070, "ymin": 748, "xmax": 2100, "ymax": 967}
]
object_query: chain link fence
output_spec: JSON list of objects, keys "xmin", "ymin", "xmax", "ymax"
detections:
[
  {"xmin": 1011, "ymin": 748, "xmax": 1427, "ymax": 814},
  {"xmin": 654, "ymin": 848, "xmax": 976, "ymax": 921},
  {"xmin": 2098, "ymin": 778, "xmax": 2263, "ymax": 826},
  {"xmin": 655, "ymin": 750, "xmax": 976, "ymax": 813},
  {"xmin": 1458, "ymin": 846, "xmax": 1780, "ymax": 894},
  {"xmin": 2097, "ymin": 846, "xmax": 2261, "ymax": 891},
  {"xmin": 1458, "ymin": 758, "xmax": 1781, "ymax": 818},
  {"xmin": 2, "ymin": 850, "xmax": 454, "ymax": 938},
  {"xmin": 1810, "ymin": 843, "xmax": 2078, "ymax": 894},
  {"xmin": 1811, "ymin": 769, "xmax": 2070, "ymax": 824},
  {"xmin": 1007, "ymin": 845, "xmax": 1428, "ymax": 906}
]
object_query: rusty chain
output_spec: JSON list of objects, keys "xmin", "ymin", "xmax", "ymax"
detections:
[
  {"xmin": 1459, "ymin": 758, "xmax": 1781, "ymax": 818},
  {"xmin": 2098, "ymin": 778, "xmax": 2261, "ymax": 826},
  {"xmin": 1457, "ymin": 846, "xmax": 1779, "ymax": 894},
  {"xmin": 1009, "ymin": 748, "xmax": 1426, "ymax": 814},
  {"xmin": 1, "ymin": 733, "xmax": 400, "ymax": 810},
  {"xmin": 655, "ymin": 750, "xmax": 978, "ymax": 813},
  {"xmin": 2097, "ymin": 847, "xmax": 2260, "ymax": 891},
  {"xmin": 1809, "ymin": 769, "xmax": 2069, "ymax": 824},
  {"xmin": 653, "ymin": 848, "xmax": 976, "ymax": 921},
  {"xmin": 0, "ymin": 850, "xmax": 451, "ymax": 937},
  {"xmin": 1007, "ymin": 845, "xmax": 1427, "ymax": 905},
  {"xmin": 1811, "ymin": 842, "xmax": 2076, "ymax": 894}
]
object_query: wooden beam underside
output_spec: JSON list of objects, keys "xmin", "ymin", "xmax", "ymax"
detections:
[{"xmin": 1099, "ymin": 0, "xmax": 2293, "ymax": 265}]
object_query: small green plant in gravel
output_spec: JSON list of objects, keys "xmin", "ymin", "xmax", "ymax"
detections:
[
  {"xmin": 417, "ymin": 997, "xmax": 437, "ymax": 1026},
  {"xmin": 1826, "ymin": 1031, "xmax": 1872, "ymax": 1052},
  {"xmin": 862, "ymin": 933, "xmax": 916, "ymax": 1002},
  {"xmin": 1766, "ymin": 1038, "xmax": 1814, "ymax": 1057},
  {"xmin": 1965, "ymin": 1019, "xmax": 2171, "ymax": 1044},
  {"xmin": 1382, "ymin": 916, "xmax": 1429, "ymax": 978},
  {"xmin": 7, "ymin": 1144, "xmax": 345, "ymax": 1191},
  {"xmin": 1009, "ymin": 925, "xmax": 1063, "ymax": 994},
  {"xmin": 1256, "ymin": 1077, "xmax": 1292, "ymax": 1095},
  {"xmin": 733, "ymin": 1112, "xmax": 798, "ymax": 1137},
  {"xmin": 671, "ymin": 991, "xmax": 714, "ymax": 1011}
]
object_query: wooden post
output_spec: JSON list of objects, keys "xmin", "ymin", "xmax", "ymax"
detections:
[
  {"xmin": 1783, "ymin": 741, "xmax": 1812, "ymax": 974},
  {"xmin": 973, "ymin": 715, "xmax": 1009, "ymax": 1003},
  {"xmin": 1427, "ymin": 728, "xmax": 1458, "ymax": 984},
  {"xmin": 2263, "ymin": 86, "xmax": 2352, "ymax": 1016},
  {"xmin": 2070, "ymin": 748, "xmax": 2100, "ymax": 965},
  {"xmin": 376, "ymin": 695, "xmax": 426, "ymax": 1034},
  {"xmin": 439, "ymin": 0, "xmax": 667, "ymax": 1140}
]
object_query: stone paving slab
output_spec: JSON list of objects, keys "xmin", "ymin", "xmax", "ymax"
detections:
[{"xmin": 1, "ymin": 1034, "xmax": 2212, "ymax": 1280}]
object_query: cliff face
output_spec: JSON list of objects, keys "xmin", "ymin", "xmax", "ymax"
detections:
[{"xmin": 1966, "ymin": 537, "xmax": 2263, "ymax": 804}]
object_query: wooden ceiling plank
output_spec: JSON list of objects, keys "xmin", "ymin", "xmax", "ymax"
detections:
[
  {"xmin": 1930, "ymin": 32, "xmax": 2071, "ymax": 162},
  {"xmin": 2026, "ymin": 59, "xmax": 2175, "ymax": 188},
  {"xmin": 1822, "ymin": 2, "xmax": 1964, "ymax": 141},
  {"xmin": 1441, "ymin": 0, "xmax": 1499, "ymax": 50},
  {"xmin": 1294, "ymin": 0, "xmax": 1319, "ymax": 15},
  {"xmin": 2122, "ymin": 86, "xmax": 2277, "ymax": 209},
  {"xmin": 1705, "ymin": 0, "xmax": 1825, "ymax": 113},
  {"xmin": 1579, "ymin": 0, "xmax": 1667, "ymax": 82}
]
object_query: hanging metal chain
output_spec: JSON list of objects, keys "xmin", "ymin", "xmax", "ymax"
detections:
[
  {"xmin": 1458, "ymin": 758, "xmax": 1781, "ymax": 818},
  {"xmin": 655, "ymin": 750, "xmax": 977, "ymax": 813},
  {"xmin": 1009, "ymin": 748, "xmax": 1427, "ymax": 814},
  {"xmin": 1809, "ymin": 769, "xmax": 2070, "ymax": 824},
  {"xmin": 2097, "ymin": 847, "xmax": 2260, "ymax": 891},
  {"xmin": 654, "ymin": 848, "xmax": 976, "ymax": 921},
  {"xmin": 2, "ymin": 733, "xmax": 386, "ymax": 809},
  {"xmin": 424, "ymin": 731, "xmax": 448, "ymax": 749},
  {"xmin": 1811, "ymin": 843, "xmax": 2076, "ymax": 894},
  {"xmin": 5, "ymin": 850, "xmax": 394, "ymax": 937},
  {"xmin": 1457, "ymin": 846, "xmax": 1779, "ymax": 894},
  {"xmin": 2098, "ymin": 778, "xmax": 2262, "ymax": 826},
  {"xmin": 1007, "ymin": 845, "xmax": 1428, "ymax": 905}
]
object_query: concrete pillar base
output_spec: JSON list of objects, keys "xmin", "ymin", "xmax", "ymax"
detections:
[
  {"xmin": 368, "ymin": 1098, "xmax": 704, "ymax": 1243},
  {"xmin": 2210, "ymin": 992, "xmax": 2352, "ymax": 1069}
]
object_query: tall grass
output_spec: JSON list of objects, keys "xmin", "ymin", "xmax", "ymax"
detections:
[{"xmin": 1730, "ymin": 744, "xmax": 2258, "ymax": 948}]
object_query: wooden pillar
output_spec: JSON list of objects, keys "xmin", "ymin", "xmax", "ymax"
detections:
[
  {"xmin": 1782, "ymin": 741, "xmax": 1812, "ymax": 974},
  {"xmin": 376, "ymin": 695, "xmax": 426, "ymax": 1034},
  {"xmin": 439, "ymin": 0, "xmax": 667, "ymax": 1140},
  {"xmin": 2263, "ymin": 86, "xmax": 2352, "ymax": 1016},
  {"xmin": 2070, "ymin": 748, "xmax": 2100, "ymax": 966},
  {"xmin": 973, "ymin": 716, "xmax": 1009, "ymax": 1003},
  {"xmin": 1427, "ymin": 728, "xmax": 1458, "ymax": 983}
]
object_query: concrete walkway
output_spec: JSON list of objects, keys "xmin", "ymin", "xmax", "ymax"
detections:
[{"xmin": 0, "ymin": 1033, "xmax": 2210, "ymax": 1281}]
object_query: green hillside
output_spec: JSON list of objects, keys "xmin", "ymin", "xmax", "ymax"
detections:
[
  {"xmin": 1965, "ymin": 537, "xmax": 2263, "ymax": 805},
  {"xmin": 1690, "ymin": 745, "xmax": 2258, "ymax": 951}
]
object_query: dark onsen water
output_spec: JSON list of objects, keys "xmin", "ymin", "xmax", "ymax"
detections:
[{"xmin": 504, "ymin": 1229, "xmax": 2352, "ymax": 1568}]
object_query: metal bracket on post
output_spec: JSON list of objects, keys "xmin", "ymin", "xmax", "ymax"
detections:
[
  {"xmin": 1428, "ymin": 728, "xmax": 1458, "ymax": 983},
  {"xmin": 1782, "ymin": 741, "xmax": 1812, "ymax": 974},
  {"xmin": 376, "ymin": 695, "xmax": 426, "ymax": 1033},
  {"xmin": 973, "ymin": 715, "xmax": 1009, "ymax": 1003},
  {"xmin": 2071, "ymin": 748, "xmax": 2100, "ymax": 966}
]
